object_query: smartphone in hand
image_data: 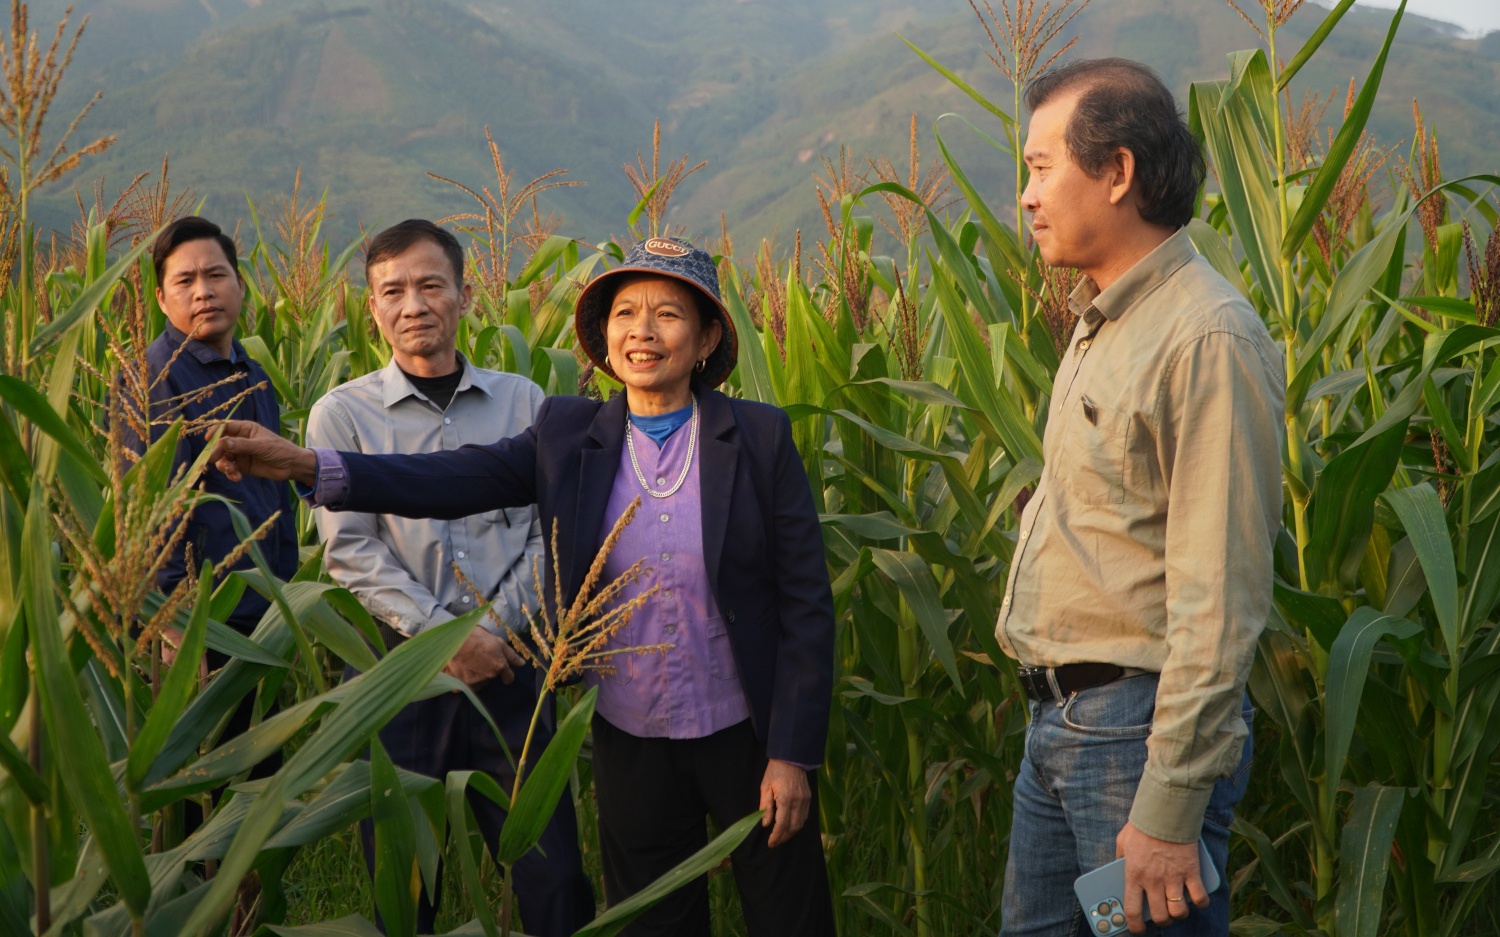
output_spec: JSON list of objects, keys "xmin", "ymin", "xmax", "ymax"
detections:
[{"xmin": 1073, "ymin": 839, "xmax": 1220, "ymax": 935}]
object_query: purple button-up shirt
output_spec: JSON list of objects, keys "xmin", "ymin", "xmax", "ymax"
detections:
[{"xmin": 587, "ymin": 420, "xmax": 752, "ymax": 739}]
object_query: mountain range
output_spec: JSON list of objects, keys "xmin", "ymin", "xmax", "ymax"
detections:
[{"xmin": 25, "ymin": 0, "xmax": 1500, "ymax": 257}]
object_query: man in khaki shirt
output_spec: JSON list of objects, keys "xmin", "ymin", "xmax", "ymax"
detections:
[{"xmin": 996, "ymin": 60, "xmax": 1283, "ymax": 936}]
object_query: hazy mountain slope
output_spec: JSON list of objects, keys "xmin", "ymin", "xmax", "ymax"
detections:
[
  {"xmin": 40, "ymin": 0, "xmax": 664, "ymax": 245},
  {"xmin": 683, "ymin": 0, "xmax": 1500, "ymax": 246},
  {"xmin": 25, "ymin": 0, "xmax": 1500, "ymax": 254}
]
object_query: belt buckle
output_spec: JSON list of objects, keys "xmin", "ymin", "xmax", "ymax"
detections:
[{"xmin": 1017, "ymin": 665, "xmax": 1061, "ymax": 703}]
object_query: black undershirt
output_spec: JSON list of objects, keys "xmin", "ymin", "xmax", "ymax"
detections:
[{"xmin": 400, "ymin": 364, "xmax": 463, "ymax": 410}]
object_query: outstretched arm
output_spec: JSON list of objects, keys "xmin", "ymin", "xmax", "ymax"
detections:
[{"xmin": 216, "ymin": 401, "xmax": 547, "ymax": 521}]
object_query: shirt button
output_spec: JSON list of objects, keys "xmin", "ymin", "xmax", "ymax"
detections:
[
  {"xmin": 462, "ymin": 595, "xmax": 471, "ymax": 604},
  {"xmin": 656, "ymin": 477, "xmax": 666, "ymax": 486},
  {"xmin": 661, "ymin": 552, "xmax": 671, "ymax": 561},
  {"xmin": 1019, "ymin": 531, "xmax": 1028, "ymax": 543},
  {"xmin": 660, "ymin": 513, "xmax": 670, "ymax": 523},
  {"xmin": 1078, "ymin": 339, "xmax": 1092, "ymax": 352},
  {"xmin": 1002, "ymin": 597, "xmax": 1010, "ymax": 608},
  {"xmin": 665, "ymin": 624, "xmax": 677, "ymax": 634},
  {"xmin": 443, "ymin": 417, "xmax": 452, "ymax": 425},
  {"xmin": 664, "ymin": 590, "xmax": 673, "ymax": 598},
  {"xmin": 456, "ymin": 550, "xmax": 466, "ymax": 559}
]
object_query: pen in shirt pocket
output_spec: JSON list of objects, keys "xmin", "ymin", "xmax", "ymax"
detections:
[{"xmin": 1080, "ymin": 395, "xmax": 1098, "ymax": 425}]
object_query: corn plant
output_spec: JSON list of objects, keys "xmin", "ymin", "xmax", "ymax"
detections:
[
  {"xmin": 883, "ymin": 0, "xmax": 1499, "ymax": 933},
  {"xmin": 1179, "ymin": 2, "xmax": 1500, "ymax": 934}
]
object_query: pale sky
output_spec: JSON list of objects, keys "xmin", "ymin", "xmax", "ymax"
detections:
[{"xmin": 1335, "ymin": 0, "xmax": 1500, "ymax": 36}]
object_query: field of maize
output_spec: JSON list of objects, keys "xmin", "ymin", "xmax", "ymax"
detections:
[{"xmin": 1, "ymin": 0, "xmax": 1498, "ymax": 934}]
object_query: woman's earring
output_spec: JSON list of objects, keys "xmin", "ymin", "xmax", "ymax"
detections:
[{"xmin": 695, "ymin": 358, "xmax": 706, "ymax": 373}]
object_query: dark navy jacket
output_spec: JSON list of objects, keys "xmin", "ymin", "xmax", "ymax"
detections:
[
  {"xmin": 337, "ymin": 390, "xmax": 835, "ymax": 766},
  {"xmin": 126, "ymin": 324, "xmax": 299, "ymax": 633}
]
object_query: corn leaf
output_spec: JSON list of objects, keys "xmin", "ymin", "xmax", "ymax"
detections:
[
  {"xmin": 933, "ymin": 114, "xmax": 1031, "ymax": 297},
  {"xmin": 180, "ymin": 611, "xmax": 478, "ymax": 936},
  {"xmin": 0, "ymin": 604, "xmax": 30, "ymax": 736},
  {"xmin": 1189, "ymin": 76, "xmax": 1283, "ymax": 316},
  {"xmin": 263, "ymin": 761, "xmax": 375, "ymax": 850},
  {"xmin": 901, "ymin": 36, "xmax": 1017, "ymax": 133},
  {"xmin": 925, "ymin": 239, "xmax": 1042, "ymax": 463},
  {"xmin": 1305, "ymin": 421, "xmax": 1407, "ymax": 593},
  {"xmin": 870, "ymin": 549, "xmax": 961, "ymax": 690},
  {"xmin": 495, "ymin": 686, "xmax": 595, "ymax": 865},
  {"xmin": 1334, "ymin": 784, "xmax": 1406, "ymax": 937},
  {"xmin": 1283, "ymin": 0, "xmax": 1406, "ymax": 261},
  {"xmin": 30, "ymin": 233, "xmax": 156, "ymax": 354},
  {"xmin": 722, "ymin": 268, "xmax": 775, "ymax": 405},
  {"xmin": 572, "ymin": 811, "xmax": 765, "ymax": 937},
  {"xmin": 1443, "ymin": 638, "xmax": 1500, "ymax": 876},
  {"xmin": 0, "ymin": 729, "xmax": 45, "ymax": 803},
  {"xmin": 255, "ymin": 914, "xmax": 385, "ymax": 936},
  {"xmin": 126, "ymin": 564, "xmax": 214, "ymax": 790},
  {"xmin": 1277, "ymin": 0, "xmax": 1358, "ymax": 90},
  {"xmin": 370, "ymin": 737, "xmax": 418, "ymax": 937},
  {"xmin": 0, "ymin": 376, "xmax": 106, "ymax": 484},
  {"xmin": 445, "ymin": 770, "xmax": 508, "ymax": 937},
  {"xmin": 1273, "ymin": 580, "xmax": 1347, "ymax": 651},
  {"xmin": 1185, "ymin": 219, "xmax": 1251, "ymax": 299},
  {"xmin": 0, "ymin": 409, "xmax": 31, "ymax": 501},
  {"xmin": 1325, "ymin": 608, "xmax": 1422, "ymax": 797},
  {"xmin": 23, "ymin": 483, "xmax": 151, "ymax": 914},
  {"xmin": 227, "ymin": 500, "xmax": 326, "ymax": 693},
  {"xmin": 1221, "ymin": 50, "xmax": 1277, "ymax": 149},
  {"xmin": 1382, "ymin": 486, "xmax": 1459, "ymax": 657}
]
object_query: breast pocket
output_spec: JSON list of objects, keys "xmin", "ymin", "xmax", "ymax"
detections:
[
  {"xmin": 481, "ymin": 506, "xmax": 533, "ymax": 531},
  {"xmin": 481, "ymin": 508, "xmax": 511, "ymax": 527},
  {"xmin": 1054, "ymin": 394, "xmax": 1128, "ymax": 505}
]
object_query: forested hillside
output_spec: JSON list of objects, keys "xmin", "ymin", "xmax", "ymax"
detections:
[{"xmin": 29, "ymin": 0, "xmax": 1500, "ymax": 252}]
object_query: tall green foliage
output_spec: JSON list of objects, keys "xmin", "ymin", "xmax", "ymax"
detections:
[{"xmin": 1, "ymin": 1, "xmax": 1498, "ymax": 935}]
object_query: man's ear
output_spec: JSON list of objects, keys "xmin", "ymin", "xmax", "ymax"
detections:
[
  {"xmin": 1106, "ymin": 146, "xmax": 1137, "ymax": 208},
  {"xmin": 460, "ymin": 282, "xmax": 473, "ymax": 314}
]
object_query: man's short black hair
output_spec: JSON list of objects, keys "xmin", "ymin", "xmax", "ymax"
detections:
[
  {"xmin": 364, "ymin": 219, "xmax": 465, "ymax": 286},
  {"xmin": 152, "ymin": 216, "xmax": 240, "ymax": 284},
  {"xmin": 1025, "ymin": 58, "xmax": 1205, "ymax": 229}
]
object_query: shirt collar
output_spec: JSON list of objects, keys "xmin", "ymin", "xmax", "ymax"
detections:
[
  {"xmin": 1068, "ymin": 227, "xmax": 1197, "ymax": 328},
  {"xmin": 162, "ymin": 321, "xmax": 244, "ymax": 364},
  {"xmin": 379, "ymin": 352, "xmax": 487, "ymax": 409}
]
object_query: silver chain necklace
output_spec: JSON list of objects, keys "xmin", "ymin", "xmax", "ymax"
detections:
[{"xmin": 626, "ymin": 395, "xmax": 699, "ymax": 499}]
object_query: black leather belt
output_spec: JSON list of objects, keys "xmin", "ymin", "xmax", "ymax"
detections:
[{"xmin": 1017, "ymin": 663, "xmax": 1146, "ymax": 703}]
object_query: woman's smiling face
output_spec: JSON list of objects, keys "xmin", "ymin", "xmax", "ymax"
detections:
[{"xmin": 604, "ymin": 275, "xmax": 721, "ymax": 413}]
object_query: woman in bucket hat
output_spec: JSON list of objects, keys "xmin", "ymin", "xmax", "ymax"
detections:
[{"xmin": 213, "ymin": 237, "xmax": 838, "ymax": 936}]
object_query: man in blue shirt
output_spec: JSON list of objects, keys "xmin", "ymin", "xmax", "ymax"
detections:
[{"xmin": 125, "ymin": 214, "xmax": 298, "ymax": 710}]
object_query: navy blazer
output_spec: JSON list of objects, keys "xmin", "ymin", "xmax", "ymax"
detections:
[{"xmin": 337, "ymin": 390, "xmax": 835, "ymax": 766}]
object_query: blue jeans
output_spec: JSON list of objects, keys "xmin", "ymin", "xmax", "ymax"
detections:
[{"xmin": 1000, "ymin": 674, "xmax": 1253, "ymax": 936}]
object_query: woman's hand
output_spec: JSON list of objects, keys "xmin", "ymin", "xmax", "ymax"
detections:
[
  {"xmin": 759, "ymin": 759, "xmax": 811, "ymax": 847},
  {"xmin": 211, "ymin": 420, "xmax": 319, "ymax": 486}
]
